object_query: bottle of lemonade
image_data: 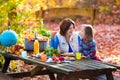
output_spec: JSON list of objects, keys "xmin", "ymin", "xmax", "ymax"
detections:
[{"xmin": 34, "ymin": 32, "xmax": 39, "ymax": 54}]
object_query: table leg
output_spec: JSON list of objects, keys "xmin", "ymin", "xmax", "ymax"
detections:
[
  {"xmin": 30, "ymin": 66, "xmax": 43, "ymax": 77},
  {"xmin": 106, "ymin": 72, "xmax": 114, "ymax": 80},
  {"xmin": 2, "ymin": 58, "xmax": 11, "ymax": 73},
  {"xmin": 48, "ymin": 72, "xmax": 55, "ymax": 80},
  {"xmin": 56, "ymin": 73, "xmax": 64, "ymax": 80}
]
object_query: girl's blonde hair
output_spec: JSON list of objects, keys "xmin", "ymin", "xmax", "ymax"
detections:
[{"xmin": 82, "ymin": 24, "xmax": 94, "ymax": 42}]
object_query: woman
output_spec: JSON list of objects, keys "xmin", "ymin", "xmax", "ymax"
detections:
[
  {"xmin": 50, "ymin": 18, "xmax": 81, "ymax": 53},
  {"xmin": 50, "ymin": 18, "xmax": 80, "ymax": 80}
]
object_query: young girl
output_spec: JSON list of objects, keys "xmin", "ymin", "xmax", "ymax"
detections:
[{"xmin": 79, "ymin": 24, "xmax": 100, "ymax": 61}]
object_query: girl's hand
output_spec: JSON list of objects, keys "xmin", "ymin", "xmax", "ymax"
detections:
[{"xmin": 82, "ymin": 56, "xmax": 87, "ymax": 58}]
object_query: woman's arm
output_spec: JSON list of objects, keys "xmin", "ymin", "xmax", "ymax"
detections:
[
  {"xmin": 53, "ymin": 35, "xmax": 59, "ymax": 49},
  {"xmin": 50, "ymin": 35, "xmax": 59, "ymax": 49},
  {"xmin": 50, "ymin": 38, "xmax": 54, "ymax": 47}
]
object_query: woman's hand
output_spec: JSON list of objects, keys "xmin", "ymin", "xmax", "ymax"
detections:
[{"xmin": 50, "ymin": 31, "xmax": 57, "ymax": 39}]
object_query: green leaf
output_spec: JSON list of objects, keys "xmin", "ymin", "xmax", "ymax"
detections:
[
  {"xmin": 38, "ymin": 29, "xmax": 50, "ymax": 38},
  {"xmin": 45, "ymin": 47, "xmax": 58, "ymax": 56}
]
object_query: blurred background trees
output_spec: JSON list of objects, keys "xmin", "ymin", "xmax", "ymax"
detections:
[
  {"xmin": 0, "ymin": 0, "xmax": 120, "ymax": 40},
  {"xmin": 0, "ymin": 0, "xmax": 120, "ymax": 32}
]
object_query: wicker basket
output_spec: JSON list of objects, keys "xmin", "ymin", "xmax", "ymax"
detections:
[{"xmin": 24, "ymin": 38, "xmax": 48, "ymax": 51}]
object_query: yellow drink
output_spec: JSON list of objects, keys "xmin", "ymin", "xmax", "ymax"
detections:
[
  {"xmin": 76, "ymin": 52, "xmax": 82, "ymax": 60},
  {"xmin": 34, "ymin": 40, "xmax": 39, "ymax": 54}
]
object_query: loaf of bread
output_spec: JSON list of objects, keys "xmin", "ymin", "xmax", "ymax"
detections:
[
  {"xmin": 64, "ymin": 56, "xmax": 75, "ymax": 60},
  {"xmin": 63, "ymin": 52, "xmax": 75, "ymax": 56}
]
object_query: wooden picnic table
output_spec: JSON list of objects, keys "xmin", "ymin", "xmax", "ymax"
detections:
[{"xmin": 0, "ymin": 52, "xmax": 118, "ymax": 80}]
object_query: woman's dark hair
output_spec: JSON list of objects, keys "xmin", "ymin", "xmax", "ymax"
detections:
[{"xmin": 59, "ymin": 18, "xmax": 75, "ymax": 36}]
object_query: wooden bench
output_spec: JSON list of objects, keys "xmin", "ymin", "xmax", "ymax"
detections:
[{"xmin": 0, "ymin": 71, "xmax": 14, "ymax": 80}]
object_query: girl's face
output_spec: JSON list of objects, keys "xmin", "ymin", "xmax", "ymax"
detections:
[
  {"xmin": 66, "ymin": 24, "xmax": 74, "ymax": 36},
  {"xmin": 79, "ymin": 27, "xmax": 85, "ymax": 38}
]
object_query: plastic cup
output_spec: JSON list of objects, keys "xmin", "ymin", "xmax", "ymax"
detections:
[
  {"xmin": 75, "ymin": 52, "xmax": 82, "ymax": 60},
  {"xmin": 21, "ymin": 51, "xmax": 27, "ymax": 58}
]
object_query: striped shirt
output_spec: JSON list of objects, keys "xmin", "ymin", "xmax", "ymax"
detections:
[{"xmin": 79, "ymin": 39, "xmax": 97, "ymax": 59}]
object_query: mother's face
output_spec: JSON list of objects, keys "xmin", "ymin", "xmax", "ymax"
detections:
[{"xmin": 66, "ymin": 24, "xmax": 74, "ymax": 36}]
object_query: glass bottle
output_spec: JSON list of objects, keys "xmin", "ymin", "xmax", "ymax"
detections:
[{"xmin": 33, "ymin": 32, "xmax": 39, "ymax": 54}]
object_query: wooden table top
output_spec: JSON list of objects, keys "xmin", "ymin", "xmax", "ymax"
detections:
[{"xmin": 1, "ymin": 52, "xmax": 117, "ymax": 75}]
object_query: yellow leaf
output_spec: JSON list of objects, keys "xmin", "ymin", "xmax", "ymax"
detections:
[{"xmin": 116, "ymin": 0, "xmax": 120, "ymax": 4}]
